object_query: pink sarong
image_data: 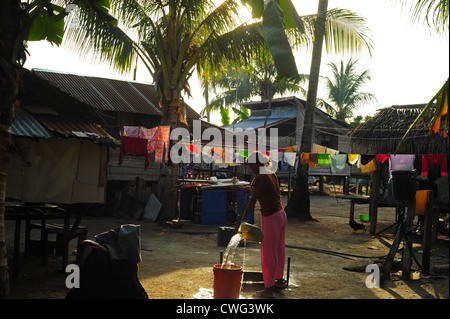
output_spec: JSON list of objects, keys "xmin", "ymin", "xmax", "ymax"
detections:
[{"xmin": 260, "ymin": 209, "xmax": 287, "ymax": 288}]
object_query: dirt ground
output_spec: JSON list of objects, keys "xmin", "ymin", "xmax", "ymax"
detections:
[{"xmin": 5, "ymin": 185, "xmax": 449, "ymax": 300}]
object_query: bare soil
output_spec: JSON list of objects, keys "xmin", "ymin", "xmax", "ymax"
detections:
[{"xmin": 5, "ymin": 185, "xmax": 449, "ymax": 300}]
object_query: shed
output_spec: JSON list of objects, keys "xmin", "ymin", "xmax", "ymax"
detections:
[{"xmin": 7, "ymin": 69, "xmax": 118, "ymax": 204}]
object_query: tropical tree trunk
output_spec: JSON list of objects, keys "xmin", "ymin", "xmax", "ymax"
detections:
[
  {"xmin": 158, "ymin": 94, "xmax": 187, "ymax": 221},
  {"xmin": 285, "ymin": 0, "xmax": 328, "ymax": 221},
  {"xmin": 0, "ymin": 0, "xmax": 22, "ymax": 298}
]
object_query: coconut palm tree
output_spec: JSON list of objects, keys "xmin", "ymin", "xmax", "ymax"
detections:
[
  {"xmin": 200, "ymin": 5, "xmax": 375, "ymax": 124},
  {"xmin": 318, "ymin": 58, "xmax": 377, "ymax": 123},
  {"xmin": 200, "ymin": 53, "xmax": 307, "ymax": 124},
  {"xmin": 285, "ymin": 0, "xmax": 329, "ymax": 221}
]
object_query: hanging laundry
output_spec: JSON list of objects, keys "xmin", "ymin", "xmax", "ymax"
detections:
[
  {"xmin": 317, "ymin": 153, "xmax": 330, "ymax": 166},
  {"xmin": 312, "ymin": 144, "xmax": 327, "ymax": 153},
  {"xmin": 123, "ymin": 126, "xmax": 140, "ymax": 138},
  {"xmin": 284, "ymin": 152, "xmax": 297, "ymax": 166},
  {"xmin": 330, "ymin": 154, "xmax": 348, "ymax": 173},
  {"xmin": 118, "ymin": 136, "xmax": 149, "ymax": 170},
  {"xmin": 361, "ymin": 158, "xmax": 377, "ymax": 174},
  {"xmin": 376, "ymin": 154, "xmax": 390, "ymax": 163},
  {"xmin": 300, "ymin": 153, "xmax": 318, "ymax": 168},
  {"xmin": 157, "ymin": 126, "xmax": 170, "ymax": 163},
  {"xmin": 348, "ymin": 154, "xmax": 360, "ymax": 165},
  {"xmin": 285, "ymin": 146, "xmax": 294, "ymax": 152},
  {"xmin": 421, "ymin": 154, "xmax": 447, "ymax": 176},
  {"xmin": 326, "ymin": 147, "xmax": 339, "ymax": 155},
  {"xmin": 360, "ymin": 155, "xmax": 375, "ymax": 165},
  {"xmin": 389, "ymin": 154, "xmax": 415, "ymax": 176},
  {"xmin": 139, "ymin": 126, "xmax": 160, "ymax": 152},
  {"xmin": 293, "ymin": 145, "xmax": 299, "ymax": 152}
]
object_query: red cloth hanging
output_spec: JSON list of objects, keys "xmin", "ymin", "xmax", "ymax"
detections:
[
  {"xmin": 376, "ymin": 154, "xmax": 389, "ymax": 163},
  {"xmin": 119, "ymin": 136, "xmax": 149, "ymax": 170},
  {"xmin": 421, "ymin": 154, "xmax": 447, "ymax": 176}
]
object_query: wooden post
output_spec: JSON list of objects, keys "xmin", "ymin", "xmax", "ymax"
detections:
[
  {"xmin": 401, "ymin": 199, "xmax": 415, "ymax": 280},
  {"xmin": 381, "ymin": 221, "xmax": 403, "ymax": 282},
  {"xmin": 288, "ymin": 165, "xmax": 292, "ymax": 200},
  {"xmin": 369, "ymin": 164, "xmax": 380, "ymax": 234},
  {"xmin": 422, "ymin": 190, "xmax": 434, "ymax": 272}
]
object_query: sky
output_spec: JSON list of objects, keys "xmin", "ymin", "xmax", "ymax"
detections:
[{"xmin": 23, "ymin": 0, "xmax": 449, "ymax": 126}]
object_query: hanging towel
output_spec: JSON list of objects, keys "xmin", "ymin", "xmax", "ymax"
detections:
[
  {"xmin": 361, "ymin": 155, "xmax": 375, "ymax": 165},
  {"xmin": 348, "ymin": 154, "xmax": 360, "ymax": 165},
  {"xmin": 376, "ymin": 154, "xmax": 390, "ymax": 163},
  {"xmin": 293, "ymin": 145, "xmax": 299, "ymax": 152},
  {"xmin": 389, "ymin": 154, "xmax": 415, "ymax": 176},
  {"xmin": 300, "ymin": 153, "xmax": 317, "ymax": 168},
  {"xmin": 285, "ymin": 146, "xmax": 294, "ymax": 152},
  {"xmin": 312, "ymin": 144, "xmax": 327, "ymax": 153},
  {"xmin": 155, "ymin": 126, "xmax": 170, "ymax": 163},
  {"xmin": 119, "ymin": 136, "xmax": 149, "ymax": 170},
  {"xmin": 317, "ymin": 153, "xmax": 330, "ymax": 165},
  {"xmin": 330, "ymin": 154, "xmax": 348, "ymax": 173},
  {"xmin": 284, "ymin": 152, "xmax": 296, "ymax": 166},
  {"xmin": 421, "ymin": 154, "xmax": 447, "ymax": 176},
  {"xmin": 361, "ymin": 158, "xmax": 377, "ymax": 174}
]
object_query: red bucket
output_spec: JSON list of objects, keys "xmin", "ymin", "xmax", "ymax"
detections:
[{"xmin": 213, "ymin": 264, "xmax": 243, "ymax": 299}]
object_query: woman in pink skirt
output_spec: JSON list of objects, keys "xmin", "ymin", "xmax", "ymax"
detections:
[{"xmin": 241, "ymin": 151, "xmax": 287, "ymax": 298}]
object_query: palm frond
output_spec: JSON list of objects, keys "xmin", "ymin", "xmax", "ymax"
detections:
[
  {"xmin": 324, "ymin": 8, "xmax": 374, "ymax": 57},
  {"xmin": 63, "ymin": 2, "xmax": 136, "ymax": 74}
]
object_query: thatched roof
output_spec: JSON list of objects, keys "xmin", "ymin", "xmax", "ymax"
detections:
[{"xmin": 350, "ymin": 104, "xmax": 448, "ymax": 155}]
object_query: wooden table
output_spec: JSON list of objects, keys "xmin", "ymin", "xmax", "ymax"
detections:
[
  {"xmin": 337, "ymin": 195, "xmax": 370, "ymax": 217},
  {"xmin": 5, "ymin": 204, "xmax": 69, "ymax": 277}
]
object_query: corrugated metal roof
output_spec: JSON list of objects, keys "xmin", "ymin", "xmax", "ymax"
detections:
[
  {"xmin": 35, "ymin": 112, "xmax": 115, "ymax": 140},
  {"xmin": 11, "ymin": 109, "xmax": 54, "ymax": 138},
  {"xmin": 34, "ymin": 69, "xmax": 162, "ymax": 115},
  {"xmin": 32, "ymin": 69, "xmax": 201, "ymax": 119},
  {"xmin": 223, "ymin": 117, "xmax": 291, "ymax": 131}
]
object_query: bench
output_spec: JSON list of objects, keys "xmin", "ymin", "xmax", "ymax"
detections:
[{"xmin": 26, "ymin": 223, "xmax": 88, "ymax": 267}]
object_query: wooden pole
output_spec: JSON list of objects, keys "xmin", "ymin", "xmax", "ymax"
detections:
[
  {"xmin": 422, "ymin": 190, "xmax": 434, "ymax": 272},
  {"xmin": 288, "ymin": 165, "xmax": 292, "ymax": 200},
  {"xmin": 401, "ymin": 198, "xmax": 416, "ymax": 280}
]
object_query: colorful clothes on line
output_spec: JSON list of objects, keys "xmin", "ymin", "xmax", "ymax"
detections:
[
  {"xmin": 317, "ymin": 153, "xmax": 330, "ymax": 165},
  {"xmin": 300, "ymin": 153, "xmax": 318, "ymax": 168},
  {"xmin": 348, "ymin": 154, "xmax": 360, "ymax": 165},
  {"xmin": 123, "ymin": 126, "xmax": 171, "ymax": 163},
  {"xmin": 330, "ymin": 154, "xmax": 347, "ymax": 173},
  {"xmin": 285, "ymin": 146, "xmax": 294, "ymax": 152},
  {"xmin": 376, "ymin": 154, "xmax": 389, "ymax": 163},
  {"xmin": 118, "ymin": 136, "xmax": 149, "ymax": 170},
  {"xmin": 284, "ymin": 152, "xmax": 296, "ymax": 166},
  {"xmin": 360, "ymin": 155, "xmax": 375, "ymax": 165},
  {"xmin": 389, "ymin": 154, "xmax": 415, "ymax": 176},
  {"xmin": 361, "ymin": 158, "xmax": 377, "ymax": 174},
  {"xmin": 421, "ymin": 154, "xmax": 447, "ymax": 176}
]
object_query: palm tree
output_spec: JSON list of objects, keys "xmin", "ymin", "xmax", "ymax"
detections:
[
  {"xmin": 200, "ymin": 5, "xmax": 375, "ymax": 124},
  {"xmin": 200, "ymin": 53, "xmax": 307, "ymax": 124},
  {"xmin": 285, "ymin": 0, "xmax": 329, "ymax": 221},
  {"xmin": 318, "ymin": 58, "xmax": 377, "ymax": 123}
]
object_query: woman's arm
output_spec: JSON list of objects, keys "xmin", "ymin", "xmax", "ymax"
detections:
[{"xmin": 241, "ymin": 177, "xmax": 262, "ymax": 222}]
